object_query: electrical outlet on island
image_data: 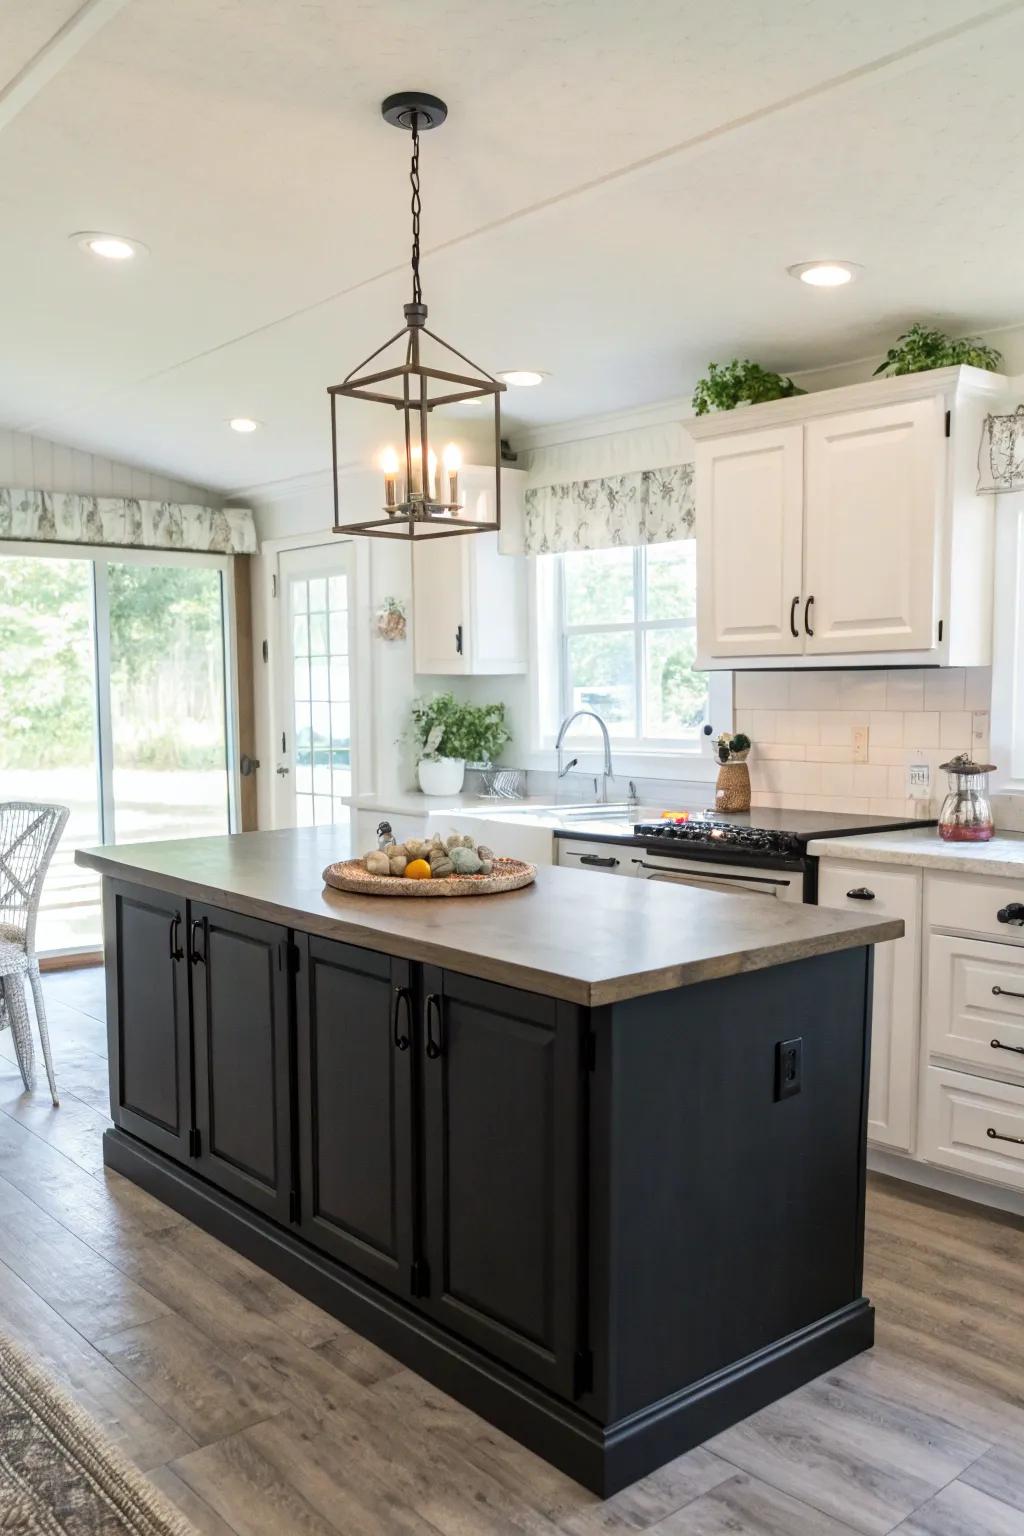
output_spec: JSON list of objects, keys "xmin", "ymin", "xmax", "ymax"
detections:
[{"xmin": 852, "ymin": 726, "xmax": 869, "ymax": 763}]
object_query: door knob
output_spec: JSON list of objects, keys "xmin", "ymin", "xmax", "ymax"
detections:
[{"xmin": 276, "ymin": 766, "xmax": 290, "ymax": 777}]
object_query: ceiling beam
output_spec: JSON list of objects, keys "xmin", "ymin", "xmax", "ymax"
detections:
[{"xmin": 0, "ymin": 0, "xmax": 134, "ymax": 133}]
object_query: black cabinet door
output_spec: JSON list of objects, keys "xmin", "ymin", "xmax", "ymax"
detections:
[
  {"xmin": 420, "ymin": 968, "xmax": 583, "ymax": 1397},
  {"xmin": 104, "ymin": 879, "xmax": 191, "ymax": 1162},
  {"xmin": 296, "ymin": 936, "xmax": 416, "ymax": 1297},
  {"xmin": 190, "ymin": 902, "xmax": 292, "ymax": 1224}
]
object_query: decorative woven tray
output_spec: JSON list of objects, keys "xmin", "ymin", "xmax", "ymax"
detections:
[{"xmin": 322, "ymin": 856, "xmax": 537, "ymax": 898}]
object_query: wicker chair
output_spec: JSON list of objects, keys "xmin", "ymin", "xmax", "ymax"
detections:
[{"xmin": 0, "ymin": 803, "xmax": 69, "ymax": 1107}]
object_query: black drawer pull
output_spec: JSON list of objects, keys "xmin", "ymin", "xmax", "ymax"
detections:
[
  {"xmin": 189, "ymin": 917, "xmax": 206, "ymax": 965},
  {"xmin": 991, "ymin": 1037, "xmax": 1024, "ymax": 1056},
  {"xmin": 579, "ymin": 854, "xmax": 619, "ymax": 868},
  {"xmin": 993, "ymin": 986, "xmax": 1024, "ymax": 1001},
  {"xmin": 997, "ymin": 904, "xmax": 1024, "ymax": 927},
  {"xmin": 847, "ymin": 887, "xmax": 875, "ymax": 901},
  {"xmin": 987, "ymin": 1126, "xmax": 1024, "ymax": 1147},
  {"xmin": 804, "ymin": 594, "xmax": 815, "ymax": 637},
  {"xmin": 789, "ymin": 595, "xmax": 800, "ymax": 639},
  {"xmin": 169, "ymin": 912, "xmax": 184, "ymax": 961},
  {"xmin": 424, "ymin": 993, "xmax": 444, "ymax": 1060},
  {"xmin": 392, "ymin": 986, "xmax": 412, "ymax": 1051}
]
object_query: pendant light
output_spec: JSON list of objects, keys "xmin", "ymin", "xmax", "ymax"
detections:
[{"xmin": 329, "ymin": 92, "xmax": 505, "ymax": 539}]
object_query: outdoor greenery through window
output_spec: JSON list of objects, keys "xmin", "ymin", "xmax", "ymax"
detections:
[{"xmin": 555, "ymin": 543, "xmax": 708, "ymax": 747}]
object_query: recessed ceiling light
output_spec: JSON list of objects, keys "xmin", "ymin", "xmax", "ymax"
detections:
[
  {"xmin": 72, "ymin": 231, "xmax": 147, "ymax": 261},
  {"xmin": 499, "ymin": 370, "xmax": 547, "ymax": 387},
  {"xmin": 228, "ymin": 417, "xmax": 261, "ymax": 433},
  {"xmin": 788, "ymin": 260, "xmax": 860, "ymax": 288}
]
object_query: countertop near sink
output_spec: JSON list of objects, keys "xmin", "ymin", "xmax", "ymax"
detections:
[{"xmin": 808, "ymin": 825, "xmax": 1024, "ymax": 880}]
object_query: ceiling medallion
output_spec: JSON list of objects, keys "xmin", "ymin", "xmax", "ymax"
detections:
[{"xmin": 329, "ymin": 92, "xmax": 505, "ymax": 540}]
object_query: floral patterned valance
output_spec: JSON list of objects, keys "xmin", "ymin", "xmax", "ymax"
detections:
[
  {"xmin": 522, "ymin": 463, "xmax": 694, "ymax": 555},
  {"xmin": 0, "ymin": 488, "xmax": 257, "ymax": 555}
]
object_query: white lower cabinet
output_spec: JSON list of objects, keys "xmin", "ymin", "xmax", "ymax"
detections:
[
  {"xmin": 919, "ymin": 871, "xmax": 1024, "ymax": 1197},
  {"xmin": 920, "ymin": 1067, "xmax": 1024, "ymax": 1192},
  {"xmin": 818, "ymin": 861, "xmax": 921, "ymax": 1152},
  {"xmin": 927, "ymin": 933, "xmax": 1024, "ymax": 1080}
]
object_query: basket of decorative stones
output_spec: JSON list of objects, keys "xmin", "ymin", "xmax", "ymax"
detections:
[{"xmin": 323, "ymin": 832, "xmax": 536, "ymax": 898}]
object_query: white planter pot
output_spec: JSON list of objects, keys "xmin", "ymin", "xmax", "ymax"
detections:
[{"xmin": 417, "ymin": 757, "xmax": 466, "ymax": 796}]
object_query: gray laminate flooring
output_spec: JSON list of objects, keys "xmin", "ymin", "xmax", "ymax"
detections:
[{"xmin": 2, "ymin": 967, "xmax": 1023, "ymax": 1536}]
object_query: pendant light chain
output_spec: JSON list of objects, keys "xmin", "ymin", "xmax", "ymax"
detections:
[{"xmin": 409, "ymin": 112, "xmax": 422, "ymax": 306}]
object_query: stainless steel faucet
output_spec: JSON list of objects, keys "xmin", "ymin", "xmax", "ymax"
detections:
[{"xmin": 554, "ymin": 710, "xmax": 614, "ymax": 804}]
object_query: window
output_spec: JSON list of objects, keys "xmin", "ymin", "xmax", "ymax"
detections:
[{"xmin": 549, "ymin": 543, "xmax": 713, "ymax": 751}]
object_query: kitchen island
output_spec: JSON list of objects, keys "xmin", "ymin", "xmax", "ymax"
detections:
[{"xmin": 77, "ymin": 827, "xmax": 902, "ymax": 1494}]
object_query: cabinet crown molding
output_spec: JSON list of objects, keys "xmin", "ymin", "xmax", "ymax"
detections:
[{"xmin": 685, "ymin": 364, "xmax": 1008, "ymax": 440}]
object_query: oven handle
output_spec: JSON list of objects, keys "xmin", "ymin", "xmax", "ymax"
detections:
[{"xmin": 630, "ymin": 859, "xmax": 792, "ymax": 888}]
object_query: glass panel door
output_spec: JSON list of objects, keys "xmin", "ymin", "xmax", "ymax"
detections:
[
  {"xmin": 106, "ymin": 559, "xmax": 230, "ymax": 843},
  {"xmin": 278, "ymin": 544, "xmax": 354, "ymax": 827},
  {"xmin": 0, "ymin": 554, "xmax": 102, "ymax": 951}
]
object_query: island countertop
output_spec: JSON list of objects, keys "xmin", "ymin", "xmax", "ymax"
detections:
[{"xmin": 76, "ymin": 827, "xmax": 902, "ymax": 1006}]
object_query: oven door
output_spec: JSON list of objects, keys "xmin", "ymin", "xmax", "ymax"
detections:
[{"xmin": 629, "ymin": 852, "xmax": 805, "ymax": 903}]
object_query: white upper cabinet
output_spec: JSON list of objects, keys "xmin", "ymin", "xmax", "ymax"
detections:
[
  {"xmin": 412, "ymin": 467, "xmax": 527, "ymax": 676},
  {"xmin": 803, "ymin": 398, "xmax": 941, "ymax": 655},
  {"xmin": 695, "ymin": 425, "xmax": 803, "ymax": 657},
  {"xmin": 691, "ymin": 366, "xmax": 1005, "ymax": 669}
]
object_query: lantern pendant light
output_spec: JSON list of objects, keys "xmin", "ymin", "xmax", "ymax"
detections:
[{"xmin": 329, "ymin": 92, "xmax": 506, "ymax": 539}]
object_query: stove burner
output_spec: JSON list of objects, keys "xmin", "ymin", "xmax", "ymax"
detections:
[{"xmin": 633, "ymin": 819, "xmax": 803, "ymax": 857}]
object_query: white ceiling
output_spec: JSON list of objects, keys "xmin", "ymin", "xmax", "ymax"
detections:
[{"xmin": 2, "ymin": 0, "xmax": 1024, "ymax": 496}]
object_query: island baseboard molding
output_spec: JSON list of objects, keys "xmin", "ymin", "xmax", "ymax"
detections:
[{"xmin": 104, "ymin": 1127, "xmax": 874, "ymax": 1496}]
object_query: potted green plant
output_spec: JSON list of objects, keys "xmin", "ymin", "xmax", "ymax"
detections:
[
  {"xmin": 873, "ymin": 324, "xmax": 1003, "ymax": 377},
  {"xmin": 692, "ymin": 360, "xmax": 805, "ymax": 416},
  {"xmin": 408, "ymin": 693, "xmax": 512, "ymax": 796}
]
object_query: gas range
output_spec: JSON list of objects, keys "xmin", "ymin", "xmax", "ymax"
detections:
[
  {"xmin": 633, "ymin": 817, "xmax": 806, "ymax": 859},
  {"xmin": 618, "ymin": 808, "xmax": 935, "ymax": 903}
]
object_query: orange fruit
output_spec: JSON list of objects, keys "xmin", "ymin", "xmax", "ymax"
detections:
[{"xmin": 404, "ymin": 858, "xmax": 431, "ymax": 880}]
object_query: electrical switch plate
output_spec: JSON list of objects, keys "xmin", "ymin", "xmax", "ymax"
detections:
[
  {"xmin": 972, "ymin": 711, "xmax": 990, "ymax": 750},
  {"xmin": 906, "ymin": 761, "xmax": 931, "ymax": 800},
  {"xmin": 852, "ymin": 726, "xmax": 869, "ymax": 763}
]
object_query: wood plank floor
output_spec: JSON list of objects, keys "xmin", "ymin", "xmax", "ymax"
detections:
[{"xmin": 3, "ymin": 969, "xmax": 1024, "ymax": 1535}]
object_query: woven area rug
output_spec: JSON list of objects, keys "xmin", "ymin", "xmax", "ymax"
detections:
[{"xmin": 0, "ymin": 1333, "xmax": 196, "ymax": 1535}]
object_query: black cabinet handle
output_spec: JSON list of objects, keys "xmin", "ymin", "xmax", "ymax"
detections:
[
  {"xmin": 804, "ymin": 595, "xmax": 815, "ymax": 637},
  {"xmin": 991, "ymin": 1036, "xmax": 1024, "ymax": 1056},
  {"xmin": 997, "ymin": 904, "xmax": 1024, "ymax": 927},
  {"xmin": 993, "ymin": 986, "xmax": 1024, "ymax": 1001},
  {"xmin": 580, "ymin": 854, "xmax": 619, "ymax": 868},
  {"xmin": 847, "ymin": 887, "xmax": 876, "ymax": 901},
  {"xmin": 424, "ymin": 993, "xmax": 444, "ymax": 1059},
  {"xmin": 790, "ymin": 595, "xmax": 799, "ymax": 639},
  {"xmin": 189, "ymin": 917, "xmax": 206, "ymax": 965},
  {"xmin": 455, "ymin": 624, "xmax": 464, "ymax": 656},
  {"xmin": 987, "ymin": 1126, "xmax": 1024, "ymax": 1147},
  {"xmin": 169, "ymin": 912, "xmax": 184, "ymax": 961},
  {"xmin": 392, "ymin": 986, "xmax": 412, "ymax": 1051}
]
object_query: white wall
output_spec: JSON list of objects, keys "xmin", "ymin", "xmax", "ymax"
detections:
[{"xmin": 0, "ymin": 426, "xmax": 218, "ymax": 505}]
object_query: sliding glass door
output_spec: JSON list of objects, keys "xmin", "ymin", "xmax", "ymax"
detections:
[
  {"xmin": 105, "ymin": 561, "xmax": 230, "ymax": 844},
  {"xmin": 0, "ymin": 545, "xmax": 235, "ymax": 954}
]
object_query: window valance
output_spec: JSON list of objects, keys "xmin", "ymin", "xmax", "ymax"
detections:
[
  {"xmin": 523, "ymin": 463, "xmax": 694, "ymax": 555},
  {"xmin": 0, "ymin": 489, "xmax": 257, "ymax": 555}
]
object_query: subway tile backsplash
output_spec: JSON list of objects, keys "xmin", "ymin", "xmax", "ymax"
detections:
[{"xmin": 735, "ymin": 668, "xmax": 991, "ymax": 818}]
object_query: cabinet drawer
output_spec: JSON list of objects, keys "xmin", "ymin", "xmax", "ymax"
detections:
[
  {"xmin": 557, "ymin": 838, "xmax": 630, "ymax": 874},
  {"xmin": 927, "ymin": 934, "xmax": 1024, "ymax": 1080},
  {"xmin": 921, "ymin": 1066, "xmax": 1024, "ymax": 1191},
  {"xmin": 926, "ymin": 871, "xmax": 1024, "ymax": 945}
]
